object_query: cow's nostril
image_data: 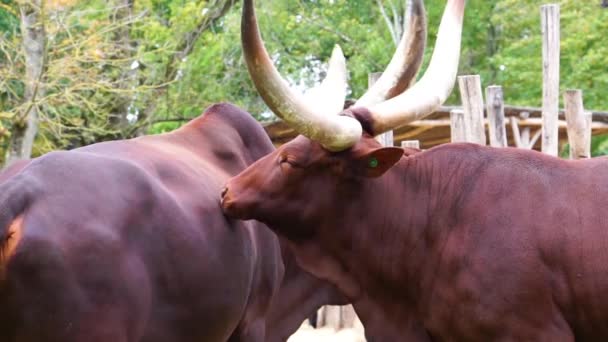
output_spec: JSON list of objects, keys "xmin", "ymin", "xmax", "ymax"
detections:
[{"xmin": 220, "ymin": 187, "xmax": 228, "ymax": 199}]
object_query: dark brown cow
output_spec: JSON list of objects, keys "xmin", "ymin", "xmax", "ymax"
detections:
[
  {"xmin": 0, "ymin": 159, "xmax": 29, "ymax": 184},
  {"xmin": 0, "ymin": 103, "xmax": 348, "ymax": 342},
  {"xmin": 223, "ymin": 0, "xmax": 608, "ymax": 340}
]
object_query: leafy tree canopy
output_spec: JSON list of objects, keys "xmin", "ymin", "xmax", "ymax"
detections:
[{"xmin": 0, "ymin": 0, "xmax": 607, "ymax": 162}]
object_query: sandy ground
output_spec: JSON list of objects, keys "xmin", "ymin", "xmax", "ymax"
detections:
[{"xmin": 287, "ymin": 319, "xmax": 366, "ymax": 342}]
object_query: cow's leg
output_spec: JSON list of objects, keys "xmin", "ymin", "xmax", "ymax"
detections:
[
  {"xmin": 0, "ymin": 237, "xmax": 89, "ymax": 342},
  {"xmin": 499, "ymin": 329, "xmax": 574, "ymax": 342},
  {"xmin": 228, "ymin": 319, "xmax": 266, "ymax": 342},
  {"xmin": 496, "ymin": 313, "xmax": 574, "ymax": 342},
  {"xmin": 0, "ymin": 235, "xmax": 148, "ymax": 342},
  {"xmin": 527, "ymin": 320, "xmax": 574, "ymax": 342}
]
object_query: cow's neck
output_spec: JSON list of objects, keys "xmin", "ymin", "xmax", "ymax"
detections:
[
  {"xmin": 295, "ymin": 146, "xmax": 475, "ymax": 316},
  {"xmin": 265, "ymin": 238, "xmax": 346, "ymax": 340}
]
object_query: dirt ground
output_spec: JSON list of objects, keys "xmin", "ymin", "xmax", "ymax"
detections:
[{"xmin": 287, "ymin": 320, "xmax": 366, "ymax": 342}]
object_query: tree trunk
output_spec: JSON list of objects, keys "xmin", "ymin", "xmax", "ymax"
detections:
[
  {"xmin": 108, "ymin": 0, "xmax": 136, "ymax": 134},
  {"xmin": 7, "ymin": 0, "xmax": 46, "ymax": 165}
]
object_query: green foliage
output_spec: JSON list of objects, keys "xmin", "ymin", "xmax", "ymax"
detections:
[
  {"xmin": 0, "ymin": 1, "xmax": 18, "ymax": 35},
  {"xmin": 1, "ymin": 0, "xmax": 608, "ymax": 161},
  {"xmin": 560, "ymin": 134, "xmax": 608, "ymax": 158},
  {"xmin": 160, "ymin": 0, "xmax": 608, "ymax": 122},
  {"xmin": 592, "ymin": 135, "xmax": 608, "ymax": 156},
  {"xmin": 482, "ymin": 0, "xmax": 608, "ymax": 110},
  {"xmin": 148, "ymin": 0, "xmax": 396, "ymax": 128}
]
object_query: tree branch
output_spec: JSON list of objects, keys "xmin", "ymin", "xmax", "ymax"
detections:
[
  {"xmin": 376, "ymin": 0, "xmax": 398, "ymax": 46},
  {"xmin": 165, "ymin": 0, "xmax": 236, "ymax": 81}
]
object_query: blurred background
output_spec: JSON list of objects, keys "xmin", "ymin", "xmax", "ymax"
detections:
[{"xmin": 1, "ymin": 0, "xmax": 607, "ymax": 166}]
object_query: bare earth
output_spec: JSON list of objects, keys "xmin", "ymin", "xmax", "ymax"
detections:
[{"xmin": 288, "ymin": 320, "xmax": 366, "ymax": 342}]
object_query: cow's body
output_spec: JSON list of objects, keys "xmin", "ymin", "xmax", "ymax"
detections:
[
  {"xmin": 0, "ymin": 103, "xmax": 340, "ymax": 342},
  {"xmin": 223, "ymin": 136, "xmax": 608, "ymax": 341},
  {"xmin": 0, "ymin": 159, "xmax": 29, "ymax": 183}
]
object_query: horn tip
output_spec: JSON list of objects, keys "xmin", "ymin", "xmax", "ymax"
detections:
[
  {"xmin": 328, "ymin": 44, "xmax": 347, "ymax": 77},
  {"xmin": 330, "ymin": 44, "xmax": 346, "ymax": 62}
]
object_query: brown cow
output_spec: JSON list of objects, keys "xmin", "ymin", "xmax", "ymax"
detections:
[
  {"xmin": 0, "ymin": 102, "xmax": 352, "ymax": 342},
  {"xmin": 0, "ymin": 159, "xmax": 30, "ymax": 184},
  {"xmin": 223, "ymin": 0, "xmax": 608, "ymax": 340}
]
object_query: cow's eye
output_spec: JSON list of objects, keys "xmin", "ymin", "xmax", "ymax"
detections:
[
  {"xmin": 280, "ymin": 161, "xmax": 293, "ymax": 173},
  {"xmin": 278, "ymin": 154, "xmax": 299, "ymax": 172},
  {"xmin": 277, "ymin": 154, "xmax": 289, "ymax": 165}
]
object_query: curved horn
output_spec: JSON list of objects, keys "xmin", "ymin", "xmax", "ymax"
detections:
[
  {"xmin": 242, "ymin": 0, "xmax": 362, "ymax": 151},
  {"xmin": 362, "ymin": 0, "xmax": 466, "ymax": 135},
  {"xmin": 355, "ymin": 0, "xmax": 427, "ymax": 107},
  {"xmin": 304, "ymin": 45, "xmax": 348, "ymax": 116}
]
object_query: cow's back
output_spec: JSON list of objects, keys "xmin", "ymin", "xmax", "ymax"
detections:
[{"xmin": 414, "ymin": 145, "xmax": 608, "ymax": 340}]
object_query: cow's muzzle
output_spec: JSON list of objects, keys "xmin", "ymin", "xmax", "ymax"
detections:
[{"xmin": 220, "ymin": 185, "xmax": 243, "ymax": 218}]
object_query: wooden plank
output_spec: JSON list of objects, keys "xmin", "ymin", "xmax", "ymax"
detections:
[
  {"xmin": 564, "ymin": 89, "xmax": 591, "ymax": 159},
  {"xmin": 458, "ymin": 75, "xmax": 486, "ymax": 145},
  {"xmin": 485, "ymin": 85, "xmax": 508, "ymax": 147},
  {"xmin": 510, "ymin": 117, "xmax": 524, "ymax": 149},
  {"xmin": 541, "ymin": 4, "xmax": 560, "ymax": 156},
  {"xmin": 376, "ymin": 130, "xmax": 394, "ymax": 147},
  {"xmin": 401, "ymin": 140, "xmax": 420, "ymax": 149},
  {"xmin": 510, "ymin": 112, "xmax": 544, "ymax": 150},
  {"xmin": 398, "ymin": 126, "xmax": 434, "ymax": 140},
  {"xmin": 450, "ymin": 109, "xmax": 466, "ymax": 143},
  {"xmin": 519, "ymin": 111, "xmax": 531, "ymax": 147}
]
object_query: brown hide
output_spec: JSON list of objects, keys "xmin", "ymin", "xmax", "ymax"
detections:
[
  {"xmin": 0, "ymin": 103, "xmax": 339, "ymax": 342},
  {"xmin": 0, "ymin": 160, "xmax": 30, "ymax": 184},
  {"xmin": 223, "ymin": 131, "xmax": 608, "ymax": 341}
]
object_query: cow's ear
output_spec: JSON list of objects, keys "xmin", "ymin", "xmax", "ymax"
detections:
[{"xmin": 354, "ymin": 147, "xmax": 403, "ymax": 178}]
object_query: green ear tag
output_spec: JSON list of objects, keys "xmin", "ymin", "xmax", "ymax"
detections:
[{"xmin": 368, "ymin": 157, "xmax": 379, "ymax": 168}]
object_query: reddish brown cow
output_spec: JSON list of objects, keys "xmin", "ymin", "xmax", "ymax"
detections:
[
  {"xmin": 0, "ymin": 103, "xmax": 348, "ymax": 342},
  {"xmin": 223, "ymin": 0, "xmax": 608, "ymax": 340}
]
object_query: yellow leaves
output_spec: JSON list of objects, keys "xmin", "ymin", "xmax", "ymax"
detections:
[
  {"xmin": 47, "ymin": 0, "xmax": 79, "ymax": 10},
  {"xmin": 0, "ymin": 112, "xmax": 14, "ymax": 120}
]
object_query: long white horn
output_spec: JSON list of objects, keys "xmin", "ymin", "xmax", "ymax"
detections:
[
  {"xmin": 304, "ymin": 45, "xmax": 348, "ymax": 116},
  {"xmin": 242, "ymin": 0, "xmax": 361, "ymax": 151},
  {"xmin": 361, "ymin": 0, "xmax": 466, "ymax": 135},
  {"xmin": 355, "ymin": 0, "xmax": 427, "ymax": 107}
]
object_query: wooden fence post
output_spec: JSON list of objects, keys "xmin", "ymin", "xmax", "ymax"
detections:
[
  {"xmin": 369, "ymin": 72, "xmax": 394, "ymax": 146},
  {"xmin": 510, "ymin": 111, "xmax": 542, "ymax": 150},
  {"xmin": 401, "ymin": 140, "xmax": 420, "ymax": 149},
  {"xmin": 458, "ymin": 75, "xmax": 486, "ymax": 145},
  {"xmin": 450, "ymin": 109, "xmax": 466, "ymax": 143},
  {"xmin": 485, "ymin": 85, "xmax": 508, "ymax": 147},
  {"xmin": 541, "ymin": 4, "xmax": 560, "ymax": 156},
  {"xmin": 519, "ymin": 111, "xmax": 531, "ymax": 147},
  {"xmin": 564, "ymin": 89, "xmax": 591, "ymax": 159}
]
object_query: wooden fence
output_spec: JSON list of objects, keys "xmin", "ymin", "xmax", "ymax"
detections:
[{"xmin": 449, "ymin": 4, "xmax": 591, "ymax": 159}]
